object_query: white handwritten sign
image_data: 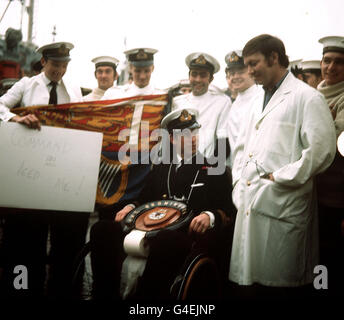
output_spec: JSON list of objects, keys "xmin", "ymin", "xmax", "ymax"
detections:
[{"xmin": 0, "ymin": 122, "xmax": 103, "ymax": 212}]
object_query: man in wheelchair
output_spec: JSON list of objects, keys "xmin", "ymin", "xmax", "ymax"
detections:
[{"xmin": 90, "ymin": 107, "xmax": 235, "ymax": 300}]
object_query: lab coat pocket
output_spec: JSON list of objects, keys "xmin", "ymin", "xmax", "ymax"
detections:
[{"xmin": 250, "ymin": 179, "xmax": 309, "ymax": 220}]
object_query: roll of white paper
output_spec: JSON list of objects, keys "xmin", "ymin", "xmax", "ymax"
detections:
[{"xmin": 123, "ymin": 229, "xmax": 149, "ymax": 257}]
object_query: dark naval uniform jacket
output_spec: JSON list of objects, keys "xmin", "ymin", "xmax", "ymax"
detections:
[
  {"xmin": 132, "ymin": 153, "xmax": 235, "ymax": 299},
  {"xmin": 134, "ymin": 153, "xmax": 234, "ymax": 231}
]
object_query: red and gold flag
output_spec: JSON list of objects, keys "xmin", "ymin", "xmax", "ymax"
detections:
[{"xmin": 13, "ymin": 94, "xmax": 168, "ymax": 206}]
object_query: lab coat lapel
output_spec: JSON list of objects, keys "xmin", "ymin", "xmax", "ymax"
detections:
[{"xmin": 255, "ymin": 72, "xmax": 293, "ymax": 124}]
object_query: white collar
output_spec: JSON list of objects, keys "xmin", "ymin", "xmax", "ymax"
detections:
[
  {"xmin": 238, "ymin": 84, "xmax": 259, "ymax": 98},
  {"xmin": 42, "ymin": 72, "xmax": 62, "ymax": 86},
  {"xmin": 176, "ymin": 152, "xmax": 195, "ymax": 165},
  {"xmin": 191, "ymin": 90, "xmax": 210, "ymax": 99},
  {"xmin": 131, "ymin": 82, "xmax": 151, "ymax": 91}
]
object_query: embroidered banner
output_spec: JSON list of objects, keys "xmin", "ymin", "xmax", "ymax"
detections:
[{"xmin": 12, "ymin": 94, "xmax": 168, "ymax": 206}]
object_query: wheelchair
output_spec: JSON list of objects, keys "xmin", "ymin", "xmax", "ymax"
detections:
[
  {"xmin": 169, "ymin": 252, "xmax": 221, "ymax": 300},
  {"xmin": 72, "ymin": 199, "xmax": 231, "ymax": 300}
]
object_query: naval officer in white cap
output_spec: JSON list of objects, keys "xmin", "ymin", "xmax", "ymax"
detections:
[
  {"xmin": 172, "ymin": 52, "xmax": 231, "ymax": 160},
  {"xmin": 224, "ymin": 50, "xmax": 262, "ymax": 168},
  {"xmin": 90, "ymin": 107, "xmax": 234, "ymax": 300},
  {"xmin": 102, "ymin": 48, "xmax": 165, "ymax": 99},
  {"xmin": 0, "ymin": 41, "xmax": 82, "ymax": 128},
  {"xmin": 316, "ymin": 35, "xmax": 344, "ymax": 297},
  {"xmin": 301, "ymin": 60, "xmax": 322, "ymax": 88},
  {"xmin": 83, "ymin": 55, "xmax": 119, "ymax": 101}
]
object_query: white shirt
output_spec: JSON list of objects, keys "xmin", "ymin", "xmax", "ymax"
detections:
[
  {"xmin": 0, "ymin": 72, "xmax": 82, "ymax": 121},
  {"xmin": 172, "ymin": 90, "xmax": 231, "ymax": 158},
  {"xmin": 41, "ymin": 73, "xmax": 72, "ymax": 105},
  {"xmin": 102, "ymin": 83, "xmax": 165, "ymax": 100},
  {"xmin": 83, "ymin": 87, "xmax": 107, "ymax": 101},
  {"xmin": 227, "ymin": 84, "xmax": 263, "ymax": 168}
]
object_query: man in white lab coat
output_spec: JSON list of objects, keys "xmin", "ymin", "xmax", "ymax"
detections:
[
  {"xmin": 0, "ymin": 42, "xmax": 87, "ymax": 299},
  {"xmin": 228, "ymin": 34, "xmax": 336, "ymax": 299}
]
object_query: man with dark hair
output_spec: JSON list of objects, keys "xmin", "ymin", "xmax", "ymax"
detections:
[
  {"xmin": 228, "ymin": 34, "xmax": 336, "ymax": 299},
  {"xmin": 83, "ymin": 55, "xmax": 119, "ymax": 101},
  {"xmin": 243, "ymin": 34, "xmax": 290, "ymax": 68}
]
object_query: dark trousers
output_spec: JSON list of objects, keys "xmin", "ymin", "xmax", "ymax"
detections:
[
  {"xmin": 90, "ymin": 220, "xmax": 125, "ymax": 300},
  {"xmin": 0, "ymin": 208, "xmax": 89, "ymax": 299},
  {"xmin": 318, "ymin": 203, "xmax": 344, "ymax": 297},
  {"xmin": 0, "ymin": 210, "xmax": 48, "ymax": 298}
]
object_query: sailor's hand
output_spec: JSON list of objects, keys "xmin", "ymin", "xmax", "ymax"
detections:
[
  {"xmin": 189, "ymin": 213, "xmax": 210, "ymax": 234},
  {"xmin": 10, "ymin": 114, "xmax": 41, "ymax": 130},
  {"xmin": 115, "ymin": 205, "xmax": 134, "ymax": 222}
]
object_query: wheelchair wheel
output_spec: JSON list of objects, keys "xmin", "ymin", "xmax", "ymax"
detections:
[{"xmin": 172, "ymin": 253, "xmax": 221, "ymax": 300}]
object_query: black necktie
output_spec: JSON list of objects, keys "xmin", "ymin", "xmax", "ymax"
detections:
[{"xmin": 49, "ymin": 81, "xmax": 58, "ymax": 105}]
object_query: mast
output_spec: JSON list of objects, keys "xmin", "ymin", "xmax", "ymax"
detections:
[
  {"xmin": 27, "ymin": 0, "xmax": 34, "ymax": 43},
  {"xmin": 52, "ymin": 25, "xmax": 56, "ymax": 42}
]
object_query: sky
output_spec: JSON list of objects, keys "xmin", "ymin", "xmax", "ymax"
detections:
[{"xmin": 0, "ymin": 0, "xmax": 343, "ymax": 90}]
